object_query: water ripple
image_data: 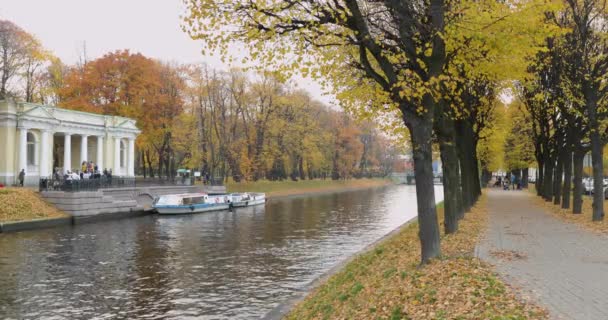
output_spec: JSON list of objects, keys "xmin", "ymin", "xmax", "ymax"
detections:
[{"xmin": 0, "ymin": 185, "xmax": 443, "ymax": 319}]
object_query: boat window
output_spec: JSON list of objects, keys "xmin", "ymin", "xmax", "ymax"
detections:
[
  {"xmin": 155, "ymin": 195, "xmax": 182, "ymax": 206},
  {"xmin": 191, "ymin": 197, "xmax": 205, "ymax": 204}
]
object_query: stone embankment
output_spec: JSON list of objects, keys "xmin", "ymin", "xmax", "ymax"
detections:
[
  {"xmin": 0, "ymin": 185, "xmax": 226, "ymax": 233},
  {"xmin": 41, "ymin": 185, "xmax": 226, "ymax": 223}
]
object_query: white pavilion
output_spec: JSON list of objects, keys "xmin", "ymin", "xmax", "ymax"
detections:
[{"xmin": 0, "ymin": 100, "xmax": 140, "ymax": 186}]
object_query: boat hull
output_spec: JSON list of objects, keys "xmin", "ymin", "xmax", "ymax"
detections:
[
  {"xmin": 231, "ymin": 198, "xmax": 266, "ymax": 207},
  {"xmin": 155, "ymin": 203, "xmax": 230, "ymax": 215}
]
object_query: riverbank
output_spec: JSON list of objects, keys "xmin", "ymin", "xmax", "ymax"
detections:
[
  {"xmin": 226, "ymin": 178, "xmax": 392, "ymax": 199},
  {"xmin": 0, "ymin": 188, "xmax": 68, "ymax": 223},
  {"xmin": 284, "ymin": 194, "xmax": 547, "ymax": 319}
]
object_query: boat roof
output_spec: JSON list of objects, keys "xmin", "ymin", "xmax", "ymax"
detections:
[{"xmin": 159, "ymin": 193, "xmax": 207, "ymax": 198}]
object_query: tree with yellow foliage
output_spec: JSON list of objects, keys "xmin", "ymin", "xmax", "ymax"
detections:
[{"xmin": 183, "ymin": 0, "xmax": 559, "ymax": 263}]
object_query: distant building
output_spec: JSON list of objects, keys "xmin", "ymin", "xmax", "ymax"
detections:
[
  {"xmin": 393, "ymin": 153, "xmax": 442, "ymax": 176},
  {"xmin": 392, "ymin": 154, "xmax": 414, "ymax": 173},
  {"xmin": 0, "ymin": 100, "xmax": 140, "ymax": 186}
]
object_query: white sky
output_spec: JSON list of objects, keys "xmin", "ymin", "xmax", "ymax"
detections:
[{"xmin": 0, "ymin": 0, "xmax": 333, "ymax": 104}]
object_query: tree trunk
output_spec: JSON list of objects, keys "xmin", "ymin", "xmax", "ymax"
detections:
[
  {"xmin": 481, "ymin": 169, "xmax": 492, "ymax": 187},
  {"xmin": 586, "ymin": 88, "xmax": 605, "ymax": 221},
  {"xmin": 298, "ymin": 156, "xmax": 305, "ymax": 180},
  {"xmin": 157, "ymin": 151, "xmax": 164, "ymax": 179},
  {"xmin": 537, "ymin": 159, "xmax": 544, "ymax": 197},
  {"xmin": 522, "ymin": 168, "xmax": 529, "ymax": 188},
  {"xmin": 436, "ymin": 107, "xmax": 462, "ymax": 232},
  {"xmin": 562, "ymin": 148, "xmax": 572, "ymax": 209},
  {"xmin": 542, "ymin": 155, "xmax": 554, "ymax": 202},
  {"xmin": 553, "ymin": 152, "xmax": 563, "ymax": 205},
  {"xmin": 471, "ymin": 150, "xmax": 482, "ymax": 200},
  {"xmin": 455, "ymin": 120, "xmax": 473, "ymax": 212},
  {"xmin": 590, "ymin": 129, "xmax": 604, "ymax": 221},
  {"xmin": 572, "ymin": 149, "xmax": 584, "ymax": 214},
  {"xmin": 439, "ymin": 140, "xmax": 460, "ymax": 233},
  {"xmin": 142, "ymin": 151, "xmax": 147, "ymax": 178},
  {"xmin": 410, "ymin": 122, "xmax": 441, "ymax": 263},
  {"xmin": 147, "ymin": 151, "xmax": 154, "ymax": 178}
]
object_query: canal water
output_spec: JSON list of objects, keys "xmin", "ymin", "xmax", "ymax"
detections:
[{"xmin": 0, "ymin": 185, "xmax": 443, "ymax": 319}]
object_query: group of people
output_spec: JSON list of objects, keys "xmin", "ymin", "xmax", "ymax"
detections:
[
  {"xmin": 494, "ymin": 174, "xmax": 522, "ymax": 190},
  {"xmin": 53, "ymin": 161, "xmax": 113, "ymax": 181}
]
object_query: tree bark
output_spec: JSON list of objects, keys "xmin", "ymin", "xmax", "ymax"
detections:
[
  {"xmin": 572, "ymin": 149, "xmax": 584, "ymax": 214},
  {"xmin": 142, "ymin": 151, "xmax": 147, "ymax": 178},
  {"xmin": 436, "ymin": 111, "xmax": 460, "ymax": 234},
  {"xmin": 553, "ymin": 152, "xmax": 563, "ymax": 205},
  {"xmin": 537, "ymin": 160, "xmax": 544, "ymax": 197},
  {"xmin": 590, "ymin": 128, "xmax": 604, "ymax": 221},
  {"xmin": 587, "ymin": 88, "xmax": 605, "ymax": 221},
  {"xmin": 471, "ymin": 150, "xmax": 482, "ymax": 200},
  {"xmin": 562, "ymin": 148, "xmax": 572, "ymax": 209},
  {"xmin": 542, "ymin": 154, "xmax": 554, "ymax": 202},
  {"xmin": 410, "ymin": 120, "xmax": 441, "ymax": 263},
  {"xmin": 455, "ymin": 119, "xmax": 474, "ymax": 211}
]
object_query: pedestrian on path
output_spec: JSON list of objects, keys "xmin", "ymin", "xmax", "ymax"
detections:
[{"xmin": 18, "ymin": 169, "xmax": 25, "ymax": 187}]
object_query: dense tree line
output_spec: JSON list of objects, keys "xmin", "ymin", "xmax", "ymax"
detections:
[
  {"xmin": 0, "ymin": 22, "xmax": 399, "ymax": 183},
  {"xmin": 182, "ymin": 0, "xmax": 551, "ymax": 263},
  {"xmin": 511, "ymin": 0, "xmax": 608, "ymax": 221},
  {"xmin": 174, "ymin": 66, "xmax": 398, "ymax": 181},
  {"xmin": 1, "ymin": 0, "xmax": 566, "ymax": 267}
]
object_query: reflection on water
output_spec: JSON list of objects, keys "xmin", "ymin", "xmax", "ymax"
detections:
[{"xmin": 0, "ymin": 185, "xmax": 443, "ymax": 319}]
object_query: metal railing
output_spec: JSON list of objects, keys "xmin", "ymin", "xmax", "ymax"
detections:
[
  {"xmin": 39, "ymin": 175, "xmax": 224, "ymax": 192},
  {"xmin": 39, "ymin": 176, "xmax": 135, "ymax": 192}
]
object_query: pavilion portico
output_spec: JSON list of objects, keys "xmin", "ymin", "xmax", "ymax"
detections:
[{"xmin": 0, "ymin": 100, "xmax": 140, "ymax": 186}]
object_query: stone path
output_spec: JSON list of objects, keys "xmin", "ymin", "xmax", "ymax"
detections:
[{"xmin": 476, "ymin": 189, "xmax": 608, "ymax": 320}]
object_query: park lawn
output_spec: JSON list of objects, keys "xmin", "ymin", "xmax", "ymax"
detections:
[
  {"xmin": 529, "ymin": 185, "xmax": 608, "ymax": 234},
  {"xmin": 226, "ymin": 178, "xmax": 392, "ymax": 198},
  {"xmin": 0, "ymin": 188, "xmax": 67, "ymax": 223},
  {"xmin": 285, "ymin": 195, "xmax": 547, "ymax": 320}
]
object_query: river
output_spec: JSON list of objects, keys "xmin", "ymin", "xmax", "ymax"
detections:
[{"xmin": 0, "ymin": 185, "xmax": 443, "ymax": 319}]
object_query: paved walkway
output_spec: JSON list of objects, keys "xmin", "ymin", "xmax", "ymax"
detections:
[{"xmin": 476, "ymin": 189, "xmax": 608, "ymax": 320}]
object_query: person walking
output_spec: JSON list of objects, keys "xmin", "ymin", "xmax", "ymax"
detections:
[
  {"xmin": 18, "ymin": 169, "xmax": 25, "ymax": 187},
  {"xmin": 511, "ymin": 174, "xmax": 516, "ymax": 190}
]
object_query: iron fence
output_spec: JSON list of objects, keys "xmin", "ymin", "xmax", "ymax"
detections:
[
  {"xmin": 38, "ymin": 175, "xmax": 224, "ymax": 192},
  {"xmin": 39, "ymin": 176, "xmax": 135, "ymax": 192}
]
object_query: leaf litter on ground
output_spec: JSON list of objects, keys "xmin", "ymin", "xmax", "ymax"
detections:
[{"xmin": 286, "ymin": 194, "xmax": 547, "ymax": 320}]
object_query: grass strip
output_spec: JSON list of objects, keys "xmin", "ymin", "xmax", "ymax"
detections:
[
  {"xmin": 0, "ymin": 188, "xmax": 67, "ymax": 223},
  {"xmin": 226, "ymin": 178, "xmax": 392, "ymax": 198},
  {"xmin": 285, "ymin": 194, "xmax": 547, "ymax": 320}
]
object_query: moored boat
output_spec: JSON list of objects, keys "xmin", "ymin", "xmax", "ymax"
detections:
[
  {"xmin": 230, "ymin": 192, "xmax": 266, "ymax": 207},
  {"xmin": 153, "ymin": 193, "xmax": 230, "ymax": 215}
]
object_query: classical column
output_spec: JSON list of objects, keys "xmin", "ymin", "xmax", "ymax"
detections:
[
  {"xmin": 96, "ymin": 136, "xmax": 104, "ymax": 171},
  {"xmin": 80, "ymin": 134, "xmax": 88, "ymax": 166},
  {"xmin": 18, "ymin": 127, "xmax": 27, "ymax": 173},
  {"xmin": 114, "ymin": 136, "xmax": 121, "ymax": 176},
  {"xmin": 63, "ymin": 134, "xmax": 71, "ymax": 173},
  {"xmin": 127, "ymin": 138, "xmax": 135, "ymax": 177},
  {"xmin": 40, "ymin": 130, "xmax": 50, "ymax": 177}
]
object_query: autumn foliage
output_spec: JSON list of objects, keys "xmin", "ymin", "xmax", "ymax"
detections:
[{"xmin": 0, "ymin": 22, "xmax": 401, "ymax": 182}]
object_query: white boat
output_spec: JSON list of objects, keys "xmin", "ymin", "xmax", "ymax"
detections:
[
  {"xmin": 229, "ymin": 192, "xmax": 266, "ymax": 207},
  {"xmin": 153, "ymin": 193, "xmax": 230, "ymax": 215}
]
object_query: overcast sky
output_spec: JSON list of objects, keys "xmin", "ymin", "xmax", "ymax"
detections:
[{"xmin": 0, "ymin": 0, "xmax": 332, "ymax": 104}]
